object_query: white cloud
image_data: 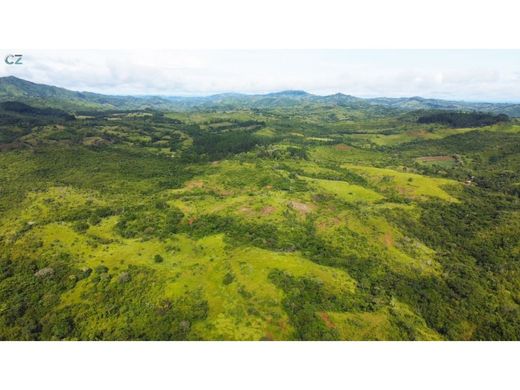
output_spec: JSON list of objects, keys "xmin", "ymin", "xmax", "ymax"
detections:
[{"xmin": 1, "ymin": 50, "xmax": 519, "ymax": 101}]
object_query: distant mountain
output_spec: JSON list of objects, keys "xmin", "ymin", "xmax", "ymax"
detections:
[
  {"xmin": 1, "ymin": 76, "xmax": 520, "ymax": 116},
  {"xmin": 366, "ymin": 96, "xmax": 520, "ymax": 117},
  {"xmin": 0, "ymin": 76, "xmax": 174, "ymax": 111},
  {"xmin": 162, "ymin": 90, "xmax": 369, "ymax": 110},
  {"xmin": 265, "ymin": 90, "xmax": 310, "ymax": 97}
]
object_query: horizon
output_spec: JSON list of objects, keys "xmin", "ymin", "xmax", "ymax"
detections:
[
  {"xmin": 3, "ymin": 75, "xmax": 520, "ymax": 104},
  {"xmin": 2, "ymin": 50, "xmax": 520, "ymax": 102}
]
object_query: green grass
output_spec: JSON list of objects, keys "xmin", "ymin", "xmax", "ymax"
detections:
[
  {"xmin": 301, "ymin": 176, "xmax": 384, "ymax": 203},
  {"xmin": 328, "ymin": 300, "xmax": 443, "ymax": 341},
  {"xmin": 343, "ymin": 164, "xmax": 459, "ymax": 202}
]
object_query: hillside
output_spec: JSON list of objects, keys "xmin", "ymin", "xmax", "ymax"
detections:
[
  {"xmin": 0, "ymin": 79, "xmax": 519, "ymax": 340},
  {"xmin": 0, "ymin": 76, "xmax": 174, "ymax": 111}
]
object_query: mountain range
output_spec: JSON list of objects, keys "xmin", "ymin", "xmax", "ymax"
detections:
[{"xmin": 1, "ymin": 75, "xmax": 520, "ymax": 116}]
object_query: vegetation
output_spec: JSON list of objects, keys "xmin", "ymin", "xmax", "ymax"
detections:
[
  {"xmin": 0, "ymin": 77, "xmax": 519, "ymax": 340},
  {"xmin": 417, "ymin": 111, "xmax": 509, "ymax": 128}
]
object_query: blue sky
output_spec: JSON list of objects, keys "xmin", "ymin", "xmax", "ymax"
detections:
[{"xmin": 2, "ymin": 50, "xmax": 520, "ymax": 101}]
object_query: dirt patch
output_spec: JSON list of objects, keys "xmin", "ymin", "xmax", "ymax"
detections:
[
  {"xmin": 408, "ymin": 129, "xmax": 429, "ymax": 138},
  {"xmin": 334, "ymin": 144, "xmax": 353, "ymax": 151},
  {"xmin": 319, "ymin": 312, "xmax": 336, "ymax": 329},
  {"xmin": 82, "ymin": 136, "xmax": 111, "ymax": 147},
  {"xmin": 396, "ymin": 186, "xmax": 410, "ymax": 197},
  {"xmin": 316, "ymin": 216, "xmax": 341, "ymax": 230},
  {"xmin": 288, "ymin": 201, "xmax": 315, "ymax": 215},
  {"xmin": 186, "ymin": 180, "xmax": 204, "ymax": 189},
  {"xmin": 239, "ymin": 206, "xmax": 253, "ymax": 215},
  {"xmin": 383, "ymin": 232, "xmax": 394, "ymax": 248},
  {"xmin": 416, "ymin": 155, "xmax": 455, "ymax": 162},
  {"xmin": 261, "ymin": 206, "xmax": 276, "ymax": 215}
]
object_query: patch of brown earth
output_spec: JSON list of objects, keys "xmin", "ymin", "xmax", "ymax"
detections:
[
  {"xmin": 288, "ymin": 201, "xmax": 315, "ymax": 215},
  {"xmin": 186, "ymin": 180, "xmax": 204, "ymax": 189},
  {"xmin": 383, "ymin": 232, "xmax": 394, "ymax": 248},
  {"xmin": 408, "ymin": 129, "xmax": 429, "ymax": 137},
  {"xmin": 261, "ymin": 206, "xmax": 276, "ymax": 215},
  {"xmin": 416, "ymin": 155, "xmax": 455, "ymax": 162},
  {"xmin": 239, "ymin": 206, "xmax": 253, "ymax": 215},
  {"xmin": 334, "ymin": 144, "xmax": 352, "ymax": 151},
  {"xmin": 319, "ymin": 312, "xmax": 336, "ymax": 329},
  {"xmin": 316, "ymin": 216, "xmax": 341, "ymax": 230},
  {"xmin": 396, "ymin": 186, "xmax": 411, "ymax": 197},
  {"xmin": 82, "ymin": 136, "xmax": 111, "ymax": 147}
]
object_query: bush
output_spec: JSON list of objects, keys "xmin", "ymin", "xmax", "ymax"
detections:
[
  {"xmin": 95, "ymin": 265, "xmax": 109, "ymax": 274},
  {"xmin": 223, "ymin": 272, "xmax": 235, "ymax": 285},
  {"xmin": 154, "ymin": 254, "xmax": 164, "ymax": 263}
]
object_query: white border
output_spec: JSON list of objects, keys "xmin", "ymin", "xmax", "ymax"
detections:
[
  {"xmin": 2, "ymin": 0, "xmax": 520, "ymax": 49},
  {"xmin": 0, "ymin": 341, "xmax": 517, "ymax": 389}
]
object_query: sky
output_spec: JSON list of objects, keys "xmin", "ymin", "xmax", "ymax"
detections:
[{"xmin": 2, "ymin": 50, "xmax": 520, "ymax": 101}]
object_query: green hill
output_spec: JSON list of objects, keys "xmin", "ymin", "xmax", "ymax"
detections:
[
  {"xmin": 0, "ymin": 76, "xmax": 174, "ymax": 111},
  {"xmin": 0, "ymin": 78, "xmax": 519, "ymax": 340}
]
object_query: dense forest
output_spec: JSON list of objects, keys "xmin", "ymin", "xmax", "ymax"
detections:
[
  {"xmin": 0, "ymin": 77, "xmax": 519, "ymax": 340},
  {"xmin": 417, "ymin": 111, "xmax": 510, "ymax": 128}
]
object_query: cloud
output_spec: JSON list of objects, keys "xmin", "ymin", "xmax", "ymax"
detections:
[{"xmin": 1, "ymin": 50, "xmax": 519, "ymax": 101}]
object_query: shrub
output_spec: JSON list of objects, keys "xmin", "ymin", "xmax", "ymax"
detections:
[
  {"xmin": 95, "ymin": 265, "xmax": 109, "ymax": 274},
  {"xmin": 154, "ymin": 254, "xmax": 164, "ymax": 264},
  {"xmin": 223, "ymin": 272, "xmax": 235, "ymax": 285}
]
